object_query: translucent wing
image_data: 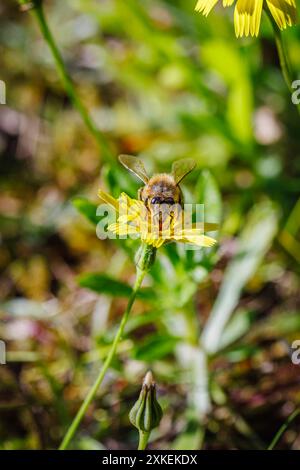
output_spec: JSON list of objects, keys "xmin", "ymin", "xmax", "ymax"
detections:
[
  {"xmin": 172, "ymin": 158, "xmax": 196, "ymax": 185},
  {"xmin": 118, "ymin": 155, "xmax": 149, "ymax": 184}
]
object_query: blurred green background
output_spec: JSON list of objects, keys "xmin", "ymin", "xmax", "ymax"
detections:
[{"xmin": 0, "ymin": 0, "xmax": 300, "ymax": 450}]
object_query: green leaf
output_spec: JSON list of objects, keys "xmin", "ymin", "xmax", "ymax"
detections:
[
  {"xmin": 133, "ymin": 335, "xmax": 179, "ymax": 361},
  {"xmin": 219, "ymin": 309, "xmax": 256, "ymax": 350},
  {"xmin": 195, "ymin": 169, "xmax": 222, "ymax": 224},
  {"xmin": 180, "ymin": 169, "xmax": 221, "ymax": 268},
  {"xmin": 76, "ymin": 437, "xmax": 106, "ymax": 450},
  {"xmin": 78, "ymin": 272, "xmax": 154, "ymax": 300},
  {"xmin": 172, "ymin": 423, "xmax": 204, "ymax": 450},
  {"xmin": 202, "ymin": 202, "xmax": 278, "ymax": 354},
  {"xmin": 72, "ymin": 197, "xmax": 100, "ymax": 226},
  {"xmin": 102, "ymin": 163, "xmax": 138, "ymax": 199},
  {"xmin": 201, "ymin": 40, "xmax": 244, "ymax": 85},
  {"xmin": 78, "ymin": 273, "xmax": 132, "ymax": 297},
  {"xmin": 227, "ymin": 80, "xmax": 253, "ymax": 144},
  {"xmin": 251, "ymin": 310, "xmax": 300, "ymax": 338},
  {"xmin": 201, "ymin": 40, "xmax": 253, "ymax": 144},
  {"xmin": 225, "ymin": 345, "xmax": 259, "ymax": 362},
  {"xmin": 125, "ymin": 310, "xmax": 162, "ymax": 334}
]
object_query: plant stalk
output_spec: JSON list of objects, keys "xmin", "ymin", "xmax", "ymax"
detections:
[
  {"xmin": 272, "ymin": 26, "xmax": 293, "ymax": 92},
  {"xmin": 268, "ymin": 408, "xmax": 300, "ymax": 450},
  {"xmin": 59, "ymin": 267, "xmax": 146, "ymax": 450},
  {"xmin": 20, "ymin": 0, "xmax": 113, "ymax": 160},
  {"xmin": 138, "ymin": 430, "xmax": 150, "ymax": 450},
  {"xmin": 266, "ymin": 10, "xmax": 300, "ymax": 115}
]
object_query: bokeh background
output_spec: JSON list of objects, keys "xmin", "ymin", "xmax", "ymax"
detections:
[{"xmin": 0, "ymin": 0, "xmax": 300, "ymax": 450}]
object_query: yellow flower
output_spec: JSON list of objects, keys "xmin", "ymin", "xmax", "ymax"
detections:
[
  {"xmin": 195, "ymin": 0, "xmax": 297, "ymax": 37},
  {"xmin": 98, "ymin": 190, "xmax": 218, "ymax": 249}
]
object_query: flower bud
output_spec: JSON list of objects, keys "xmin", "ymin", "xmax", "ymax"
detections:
[
  {"xmin": 129, "ymin": 371, "xmax": 162, "ymax": 433},
  {"xmin": 135, "ymin": 243, "xmax": 156, "ymax": 272}
]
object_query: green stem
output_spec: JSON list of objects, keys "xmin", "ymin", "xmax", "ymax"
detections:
[
  {"xmin": 266, "ymin": 10, "xmax": 300, "ymax": 115},
  {"xmin": 20, "ymin": 0, "xmax": 113, "ymax": 161},
  {"xmin": 59, "ymin": 267, "xmax": 146, "ymax": 450},
  {"xmin": 138, "ymin": 430, "xmax": 150, "ymax": 450},
  {"xmin": 268, "ymin": 408, "xmax": 300, "ymax": 450},
  {"xmin": 272, "ymin": 27, "xmax": 293, "ymax": 93}
]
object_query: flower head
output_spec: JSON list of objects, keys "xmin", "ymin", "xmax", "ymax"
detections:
[
  {"xmin": 195, "ymin": 0, "xmax": 297, "ymax": 37},
  {"xmin": 98, "ymin": 189, "xmax": 217, "ymax": 249}
]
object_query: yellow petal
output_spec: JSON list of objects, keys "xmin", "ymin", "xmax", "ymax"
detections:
[
  {"xmin": 142, "ymin": 234, "xmax": 165, "ymax": 248},
  {"xmin": 223, "ymin": 0, "xmax": 235, "ymax": 6},
  {"xmin": 170, "ymin": 228, "xmax": 217, "ymax": 247},
  {"xmin": 171, "ymin": 220, "xmax": 219, "ymax": 235},
  {"xmin": 98, "ymin": 189, "xmax": 119, "ymax": 211},
  {"xmin": 118, "ymin": 205, "xmax": 143, "ymax": 223},
  {"xmin": 108, "ymin": 223, "xmax": 140, "ymax": 236},
  {"xmin": 192, "ymin": 222, "xmax": 219, "ymax": 231},
  {"xmin": 180, "ymin": 234, "xmax": 217, "ymax": 247},
  {"xmin": 234, "ymin": 0, "xmax": 263, "ymax": 37},
  {"xmin": 117, "ymin": 193, "xmax": 146, "ymax": 223},
  {"xmin": 119, "ymin": 192, "xmax": 136, "ymax": 209},
  {"xmin": 195, "ymin": 0, "xmax": 220, "ymax": 16},
  {"xmin": 266, "ymin": 0, "xmax": 297, "ymax": 30}
]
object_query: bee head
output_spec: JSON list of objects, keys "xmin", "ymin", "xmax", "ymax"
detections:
[{"xmin": 150, "ymin": 196, "xmax": 175, "ymax": 205}]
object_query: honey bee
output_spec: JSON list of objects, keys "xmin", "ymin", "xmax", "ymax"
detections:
[{"xmin": 119, "ymin": 155, "xmax": 196, "ymax": 210}]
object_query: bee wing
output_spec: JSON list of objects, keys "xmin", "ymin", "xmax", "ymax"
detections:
[
  {"xmin": 118, "ymin": 155, "xmax": 149, "ymax": 184},
  {"xmin": 172, "ymin": 158, "xmax": 196, "ymax": 185}
]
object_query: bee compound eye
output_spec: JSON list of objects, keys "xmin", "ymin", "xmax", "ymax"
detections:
[
  {"xmin": 165, "ymin": 198, "xmax": 175, "ymax": 205},
  {"xmin": 151, "ymin": 197, "xmax": 161, "ymax": 204}
]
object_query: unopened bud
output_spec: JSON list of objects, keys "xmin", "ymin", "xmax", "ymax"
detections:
[
  {"xmin": 135, "ymin": 244, "xmax": 156, "ymax": 272},
  {"xmin": 129, "ymin": 371, "xmax": 162, "ymax": 433}
]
